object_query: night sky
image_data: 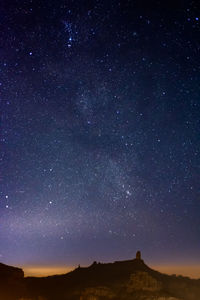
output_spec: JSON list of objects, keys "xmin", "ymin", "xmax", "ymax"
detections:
[{"xmin": 1, "ymin": 0, "xmax": 200, "ymax": 277}]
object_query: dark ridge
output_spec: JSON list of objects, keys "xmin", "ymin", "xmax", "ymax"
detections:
[{"xmin": 0, "ymin": 262, "xmax": 24, "ymax": 278}]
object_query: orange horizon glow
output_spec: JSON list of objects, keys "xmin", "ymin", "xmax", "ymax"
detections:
[
  {"xmin": 152, "ymin": 264, "xmax": 200, "ymax": 279},
  {"xmin": 24, "ymin": 266, "xmax": 74, "ymax": 277},
  {"xmin": 22, "ymin": 264, "xmax": 200, "ymax": 279}
]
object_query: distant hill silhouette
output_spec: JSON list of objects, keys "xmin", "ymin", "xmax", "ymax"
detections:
[
  {"xmin": 0, "ymin": 262, "xmax": 24, "ymax": 300},
  {"xmin": 1, "ymin": 252, "xmax": 200, "ymax": 300}
]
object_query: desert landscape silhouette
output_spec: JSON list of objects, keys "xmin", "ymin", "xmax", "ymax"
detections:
[{"xmin": 0, "ymin": 252, "xmax": 200, "ymax": 300}]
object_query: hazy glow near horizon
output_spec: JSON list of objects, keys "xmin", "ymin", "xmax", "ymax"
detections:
[
  {"xmin": 153, "ymin": 265, "xmax": 200, "ymax": 279},
  {"xmin": 24, "ymin": 266, "xmax": 73, "ymax": 277}
]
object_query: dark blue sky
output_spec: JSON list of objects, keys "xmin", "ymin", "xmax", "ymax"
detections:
[{"xmin": 0, "ymin": 0, "xmax": 200, "ymax": 274}]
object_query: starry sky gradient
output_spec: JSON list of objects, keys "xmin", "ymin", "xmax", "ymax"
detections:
[{"xmin": 0, "ymin": 0, "xmax": 200, "ymax": 274}]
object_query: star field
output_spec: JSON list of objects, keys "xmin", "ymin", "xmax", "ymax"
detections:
[{"xmin": 0, "ymin": 0, "xmax": 200, "ymax": 272}]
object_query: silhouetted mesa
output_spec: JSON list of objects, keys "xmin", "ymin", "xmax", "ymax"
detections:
[
  {"xmin": 0, "ymin": 263, "xmax": 24, "ymax": 300},
  {"xmin": 0, "ymin": 253, "xmax": 200, "ymax": 299},
  {"xmin": 0, "ymin": 262, "xmax": 24, "ymax": 279}
]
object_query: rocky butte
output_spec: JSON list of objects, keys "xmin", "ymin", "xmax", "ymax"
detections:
[{"xmin": 0, "ymin": 252, "xmax": 200, "ymax": 300}]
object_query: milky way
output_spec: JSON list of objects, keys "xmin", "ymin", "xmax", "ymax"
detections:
[{"xmin": 0, "ymin": 1, "xmax": 200, "ymax": 270}]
